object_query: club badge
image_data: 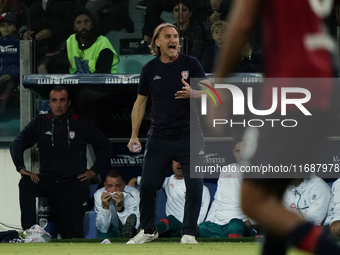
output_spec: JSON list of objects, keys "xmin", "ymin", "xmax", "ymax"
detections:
[
  {"xmin": 69, "ymin": 131, "xmax": 76, "ymax": 139},
  {"xmin": 181, "ymin": 70, "xmax": 189, "ymax": 80}
]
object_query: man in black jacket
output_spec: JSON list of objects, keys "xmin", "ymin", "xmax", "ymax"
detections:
[{"xmin": 10, "ymin": 85, "xmax": 112, "ymax": 238}]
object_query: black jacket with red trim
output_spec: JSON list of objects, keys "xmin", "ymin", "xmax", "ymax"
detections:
[{"xmin": 10, "ymin": 109, "xmax": 112, "ymax": 182}]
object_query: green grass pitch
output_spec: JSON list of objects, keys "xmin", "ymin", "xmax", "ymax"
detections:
[{"xmin": 0, "ymin": 240, "xmax": 310, "ymax": 255}]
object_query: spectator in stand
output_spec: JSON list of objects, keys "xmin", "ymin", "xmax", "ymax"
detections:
[
  {"xmin": 199, "ymin": 138, "xmax": 257, "ymax": 238},
  {"xmin": 20, "ymin": 0, "xmax": 79, "ymax": 65},
  {"xmin": 139, "ymin": 0, "xmax": 208, "ymax": 50},
  {"xmin": 209, "ymin": 0, "xmax": 232, "ymax": 23},
  {"xmin": 0, "ymin": 0, "xmax": 22, "ymax": 19},
  {"xmin": 284, "ymin": 176, "xmax": 331, "ymax": 225},
  {"xmin": 38, "ymin": 8, "xmax": 119, "ymax": 139},
  {"xmin": 140, "ymin": 0, "xmax": 174, "ymax": 45},
  {"xmin": 0, "ymin": 13, "xmax": 20, "ymax": 99},
  {"xmin": 94, "ymin": 169, "xmax": 140, "ymax": 238},
  {"xmin": 236, "ymin": 41, "xmax": 263, "ymax": 73},
  {"xmin": 84, "ymin": 0, "xmax": 111, "ymax": 28},
  {"xmin": 201, "ymin": 20, "xmax": 227, "ymax": 73},
  {"xmin": 172, "ymin": 0, "xmax": 205, "ymax": 61},
  {"xmin": 42, "ymin": 8, "xmax": 119, "ymax": 74},
  {"xmin": 128, "ymin": 161, "xmax": 210, "ymax": 238},
  {"xmin": 201, "ymin": 20, "xmax": 261, "ymax": 73},
  {"xmin": 195, "ymin": 0, "xmax": 232, "ymax": 23},
  {"xmin": 85, "ymin": 0, "xmax": 134, "ymax": 34}
]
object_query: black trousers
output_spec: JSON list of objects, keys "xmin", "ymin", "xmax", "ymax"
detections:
[
  {"xmin": 139, "ymin": 133, "xmax": 204, "ymax": 236},
  {"xmin": 19, "ymin": 175, "xmax": 88, "ymax": 238}
]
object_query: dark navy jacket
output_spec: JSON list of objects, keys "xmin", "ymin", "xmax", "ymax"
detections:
[
  {"xmin": 10, "ymin": 109, "xmax": 112, "ymax": 182},
  {"xmin": 0, "ymin": 36, "xmax": 19, "ymax": 83}
]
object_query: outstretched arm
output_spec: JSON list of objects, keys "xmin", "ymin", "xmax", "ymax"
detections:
[{"xmin": 127, "ymin": 94, "xmax": 148, "ymax": 153}]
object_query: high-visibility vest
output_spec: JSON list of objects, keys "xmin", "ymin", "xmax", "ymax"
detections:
[{"xmin": 67, "ymin": 34, "xmax": 119, "ymax": 74}]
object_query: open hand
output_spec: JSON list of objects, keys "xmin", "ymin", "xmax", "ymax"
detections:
[{"xmin": 175, "ymin": 78, "xmax": 192, "ymax": 99}]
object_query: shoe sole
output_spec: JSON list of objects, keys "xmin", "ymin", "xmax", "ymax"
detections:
[{"xmin": 121, "ymin": 215, "xmax": 137, "ymax": 238}]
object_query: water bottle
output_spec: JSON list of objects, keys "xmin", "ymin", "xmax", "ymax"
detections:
[{"xmin": 131, "ymin": 142, "xmax": 141, "ymax": 152}]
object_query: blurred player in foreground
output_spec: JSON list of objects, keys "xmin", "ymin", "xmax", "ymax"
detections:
[{"xmin": 215, "ymin": 0, "xmax": 340, "ymax": 254}]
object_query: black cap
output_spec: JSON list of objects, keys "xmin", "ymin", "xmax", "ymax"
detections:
[{"xmin": 0, "ymin": 12, "xmax": 16, "ymax": 25}]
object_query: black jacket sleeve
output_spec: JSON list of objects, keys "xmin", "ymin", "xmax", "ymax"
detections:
[
  {"xmin": 84, "ymin": 121, "xmax": 112, "ymax": 174},
  {"xmin": 94, "ymin": 49, "xmax": 114, "ymax": 74},
  {"xmin": 10, "ymin": 117, "xmax": 40, "ymax": 172}
]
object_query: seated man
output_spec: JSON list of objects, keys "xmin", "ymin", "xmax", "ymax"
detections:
[
  {"xmin": 94, "ymin": 169, "xmax": 140, "ymax": 238},
  {"xmin": 284, "ymin": 176, "xmax": 331, "ymax": 225},
  {"xmin": 42, "ymin": 8, "xmax": 119, "ymax": 74},
  {"xmin": 129, "ymin": 160, "xmax": 210, "ymax": 238},
  {"xmin": 326, "ymin": 178, "xmax": 340, "ymax": 237},
  {"xmin": 199, "ymin": 138, "xmax": 256, "ymax": 238}
]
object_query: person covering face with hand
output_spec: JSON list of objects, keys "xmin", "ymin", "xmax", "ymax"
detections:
[{"xmin": 94, "ymin": 170, "xmax": 140, "ymax": 238}]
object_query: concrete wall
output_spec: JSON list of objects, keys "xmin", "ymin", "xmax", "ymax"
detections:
[{"xmin": 0, "ymin": 149, "xmax": 21, "ymax": 231}]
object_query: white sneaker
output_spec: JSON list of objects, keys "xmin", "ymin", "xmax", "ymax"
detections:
[
  {"xmin": 126, "ymin": 229, "xmax": 158, "ymax": 244},
  {"xmin": 181, "ymin": 235, "xmax": 198, "ymax": 244}
]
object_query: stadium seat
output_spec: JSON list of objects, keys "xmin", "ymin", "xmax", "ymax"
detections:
[
  {"xmin": 203, "ymin": 181, "xmax": 218, "ymax": 203},
  {"xmin": 83, "ymin": 184, "xmax": 99, "ymax": 239},
  {"xmin": 83, "ymin": 211, "xmax": 97, "ymax": 239}
]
